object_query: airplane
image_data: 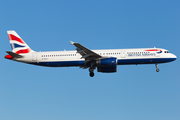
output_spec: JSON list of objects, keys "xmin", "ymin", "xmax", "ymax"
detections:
[{"xmin": 5, "ymin": 30, "xmax": 177, "ymax": 77}]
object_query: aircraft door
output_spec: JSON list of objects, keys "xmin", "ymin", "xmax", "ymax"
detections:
[
  {"xmin": 32, "ymin": 53, "xmax": 37, "ymax": 61},
  {"xmin": 77, "ymin": 53, "xmax": 80, "ymax": 59},
  {"xmin": 121, "ymin": 51, "xmax": 126, "ymax": 58}
]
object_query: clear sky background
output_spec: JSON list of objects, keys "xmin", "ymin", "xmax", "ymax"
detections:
[{"xmin": 0, "ymin": 0, "xmax": 180, "ymax": 120}]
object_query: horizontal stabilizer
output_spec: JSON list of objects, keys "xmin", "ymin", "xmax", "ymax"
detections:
[{"xmin": 6, "ymin": 51, "xmax": 23, "ymax": 58}]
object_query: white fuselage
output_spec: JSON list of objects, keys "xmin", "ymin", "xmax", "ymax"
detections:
[{"xmin": 13, "ymin": 48, "xmax": 177, "ymax": 67}]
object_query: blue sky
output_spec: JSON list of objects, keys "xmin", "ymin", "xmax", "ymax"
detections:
[{"xmin": 0, "ymin": 0, "xmax": 180, "ymax": 120}]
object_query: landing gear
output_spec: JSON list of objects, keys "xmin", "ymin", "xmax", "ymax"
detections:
[
  {"xmin": 89, "ymin": 67, "xmax": 95, "ymax": 77},
  {"xmin": 90, "ymin": 72, "xmax": 94, "ymax": 77},
  {"xmin": 155, "ymin": 64, "xmax": 160, "ymax": 72}
]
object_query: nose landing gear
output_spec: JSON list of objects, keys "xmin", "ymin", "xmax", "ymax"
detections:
[{"xmin": 155, "ymin": 64, "xmax": 160, "ymax": 72}]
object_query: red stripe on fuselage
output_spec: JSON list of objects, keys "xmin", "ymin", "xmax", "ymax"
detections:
[
  {"xmin": 8, "ymin": 34, "xmax": 25, "ymax": 44},
  {"xmin": 145, "ymin": 49, "xmax": 162, "ymax": 51}
]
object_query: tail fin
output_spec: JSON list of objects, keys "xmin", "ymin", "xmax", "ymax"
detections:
[{"xmin": 7, "ymin": 30, "xmax": 34, "ymax": 54}]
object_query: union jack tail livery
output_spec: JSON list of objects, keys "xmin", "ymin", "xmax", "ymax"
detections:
[{"xmin": 7, "ymin": 31, "xmax": 33, "ymax": 54}]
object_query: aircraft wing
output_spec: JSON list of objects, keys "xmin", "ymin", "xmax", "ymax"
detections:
[{"xmin": 70, "ymin": 41, "xmax": 102, "ymax": 63}]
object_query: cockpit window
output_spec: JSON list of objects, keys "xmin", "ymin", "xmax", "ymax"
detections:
[{"xmin": 164, "ymin": 51, "xmax": 170, "ymax": 53}]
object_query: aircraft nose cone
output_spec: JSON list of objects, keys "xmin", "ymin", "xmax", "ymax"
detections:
[
  {"xmin": 172, "ymin": 54, "xmax": 177, "ymax": 58},
  {"xmin": 170, "ymin": 54, "xmax": 177, "ymax": 61}
]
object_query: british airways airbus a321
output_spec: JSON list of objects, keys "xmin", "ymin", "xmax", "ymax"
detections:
[{"xmin": 5, "ymin": 31, "xmax": 177, "ymax": 77}]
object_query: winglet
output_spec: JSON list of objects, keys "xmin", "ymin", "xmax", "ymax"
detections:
[{"xmin": 70, "ymin": 41, "xmax": 74, "ymax": 45}]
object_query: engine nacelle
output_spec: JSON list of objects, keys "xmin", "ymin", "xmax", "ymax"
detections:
[
  {"xmin": 97, "ymin": 66, "xmax": 117, "ymax": 73},
  {"xmin": 96, "ymin": 57, "xmax": 117, "ymax": 73},
  {"xmin": 96, "ymin": 57, "xmax": 117, "ymax": 66}
]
